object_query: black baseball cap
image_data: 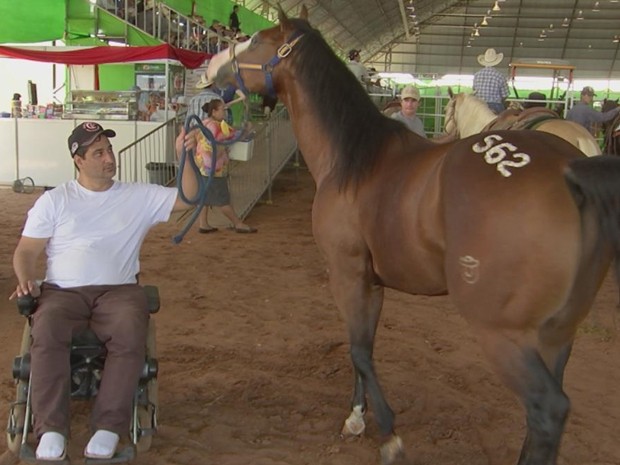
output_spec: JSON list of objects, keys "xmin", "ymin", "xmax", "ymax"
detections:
[
  {"xmin": 581, "ymin": 86, "xmax": 596, "ymax": 97},
  {"xmin": 348, "ymin": 49, "xmax": 361, "ymax": 60},
  {"xmin": 68, "ymin": 122, "xmax": 116, "ymax": 157}
]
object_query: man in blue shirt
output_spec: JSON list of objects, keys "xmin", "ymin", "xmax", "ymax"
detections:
[
  {"xmin": 473, "ymin": 48, "xmax": 509, "ymax": 115},
  {"xmin": 566, "ymin": 86, "xmax": 620, "ymax": 135}
]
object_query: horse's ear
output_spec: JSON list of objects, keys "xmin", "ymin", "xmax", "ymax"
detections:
[
  {"xmin": 277, "ymin": 4, "xmax": 289, "ymax": 25},
  {"xmin": 299, "ymin": 4, "xmax": 309, "ymax": 21},
  {"xmin": 448, "ymin": 87, "xmax": 454, "ymax": 98}
]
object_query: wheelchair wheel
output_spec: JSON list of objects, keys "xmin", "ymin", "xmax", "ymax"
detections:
[
  {"xmin": 6, "ymin": 323, "xmax": 32, "ymax": 454},
  {"xmin": 135, "ymin": 321, "xmax": 158, "ymax": 453}
]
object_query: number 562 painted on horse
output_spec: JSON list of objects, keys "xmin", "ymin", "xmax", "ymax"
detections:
[{"xmin": 472, "ymin": 134, "xmax": 531, "ymax": 177}]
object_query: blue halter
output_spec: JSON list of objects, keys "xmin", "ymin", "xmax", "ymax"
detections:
[{"xmin": 230, "ymin": 31, "xmax": 304, "ymax": 99}]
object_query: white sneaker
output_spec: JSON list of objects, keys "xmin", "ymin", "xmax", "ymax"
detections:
[
  {"xmin": 84, "ymin": 430, "xmax": 119, "ymax": 459},
  {"xmin": 36, "ymin": 431, "xmax": 67, "ymax": 461}
]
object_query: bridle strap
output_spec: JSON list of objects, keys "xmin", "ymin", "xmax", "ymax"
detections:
[{"xmin": 230, "ymin": 31, "xmax": 304, "ymax": 98}]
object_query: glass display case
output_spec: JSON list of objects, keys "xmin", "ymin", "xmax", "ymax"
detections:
[{"xmin": 63, "ymin": 90, "xmax": 138, "ymax": 120}]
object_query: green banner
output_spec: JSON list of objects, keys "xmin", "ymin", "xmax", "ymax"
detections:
[{"xmin": 0, "ymin": 0, "xmax": 66, "ymax": 43}]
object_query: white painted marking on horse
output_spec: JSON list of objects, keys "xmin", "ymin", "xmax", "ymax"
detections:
[
  {"xmin": 459, "ymin": 255, "xmax": 480, "ymax": 284},
  {"xmin": 472, "ymin": 134, "xmax": 531, "ymax": 177}
]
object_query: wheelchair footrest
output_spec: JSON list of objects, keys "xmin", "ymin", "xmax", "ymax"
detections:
[
  {"xmin": 19, "ymin": 443, "xmax": 71, "ymax": 465},
  {"xmin": 84, "ymin": 446, "xmax": 135, "ymax": 465}
]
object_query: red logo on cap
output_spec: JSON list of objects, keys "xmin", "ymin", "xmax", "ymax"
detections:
[{"xmin": 83, "ymin": 122, "xmax": 101, "ymax": 132}]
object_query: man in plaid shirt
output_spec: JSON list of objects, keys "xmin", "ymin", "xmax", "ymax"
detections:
[
  {"xmin": 187, "ymin": 74, "xmax": 221, "ymax": 120},
  {"xmin": 473, "ymin": 48, "xmax": 509, "ymax": 115}
]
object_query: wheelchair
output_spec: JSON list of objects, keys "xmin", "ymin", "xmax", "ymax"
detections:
[{"xmin": 5, "ymin": 285, "xmax": 160, "ymax": 464}]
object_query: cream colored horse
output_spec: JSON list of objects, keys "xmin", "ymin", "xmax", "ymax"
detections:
[{"xmin": 445, "ymin": 92, "xmax": 602, "ymax": 157}]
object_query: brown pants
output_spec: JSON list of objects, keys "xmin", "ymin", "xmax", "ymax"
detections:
[{"xmin": 30, "ymin": 283, "xmax": 149, "ymax": 438}]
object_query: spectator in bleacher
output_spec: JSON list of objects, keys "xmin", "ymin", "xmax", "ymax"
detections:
[
  {"xmin": 205, "ymin": 34, "xmax": 219, "ymax": 55},
  {"xmin": 229, "ymin": 5, "xmax": 241, "ymax": 33},
  {"xmin": 209, "ymin": 19, "xmax": 224, "ymax": 35}
]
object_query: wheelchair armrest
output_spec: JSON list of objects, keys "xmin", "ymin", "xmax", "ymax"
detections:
[
  {"xmin": 17, "ymin": 294, "xmax": 37, "ymax": 317},
  {"xmin": 144, "ymin": 285, "xmax": 160, "ymax": 314}
]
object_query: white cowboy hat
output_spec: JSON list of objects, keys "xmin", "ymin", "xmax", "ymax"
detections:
[
  {"xmin": 195, "ymin": 74, "xmax": 214, "ymax": 89},
  {"xmin": 477, "ymin": 48, "xmax": 504, "ymax": 67}
]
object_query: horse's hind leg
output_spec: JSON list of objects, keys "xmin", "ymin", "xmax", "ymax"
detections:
[{"xmin": 477, "ymin": 331, "xmax": 571, "ymax": 465}]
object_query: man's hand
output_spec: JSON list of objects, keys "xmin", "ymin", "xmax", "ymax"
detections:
[
  {"xmin": 10, "ymin": 280, "xmax": 41, "ymax": 300},
  {"xmin": 175, "ymin": 127, "xmax": 198, "ymax": 159}
]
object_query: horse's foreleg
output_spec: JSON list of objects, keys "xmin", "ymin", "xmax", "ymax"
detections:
[
  {"xmin": 328, "ymin": 261, "xmax": 403, "ymax": 463},
  {"xmin": 478, "ymin": 331, "xmax": 570, "ymax": 465},
  {"xmin": 332, "ymin": 278, "xmax": 388, "ymax": 438}
]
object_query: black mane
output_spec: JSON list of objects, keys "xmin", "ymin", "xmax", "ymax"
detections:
[{"xmin": 286, "ymin": 18, "xmax": 405, "ymax": 189}]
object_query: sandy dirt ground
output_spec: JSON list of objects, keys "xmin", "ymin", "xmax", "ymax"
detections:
[{"xmin": 1, "ymin": 162, "xmax": 620, "ymax": 465}]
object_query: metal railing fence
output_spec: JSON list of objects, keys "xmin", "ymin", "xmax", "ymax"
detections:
[
  {"xmin": 94, "ymin": 0, "xmax": 234, "ymax": 53},
  {"xmin": 117, "ymin": 117, "xmax": 178, "ymax": 185}
]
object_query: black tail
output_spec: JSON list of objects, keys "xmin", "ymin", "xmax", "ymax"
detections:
[
  {"xmin": 565, "ymin": 155, "xmax": 620, "ymax": 253},
  {"xmin": 565, "ymin": 156, "xmax": 620, "ymax": 306}
]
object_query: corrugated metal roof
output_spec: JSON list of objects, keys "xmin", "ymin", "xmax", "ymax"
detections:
[{"xmin": 239, "ymin": 0, "xmax": 620, "ymax": 78}]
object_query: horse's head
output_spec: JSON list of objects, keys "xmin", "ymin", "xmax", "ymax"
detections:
[
  {"xmin": 206, "ymin": 5, "xmax": 310, "ymax": 97},
  {"xmin": 444, "ymin": 91, "xmax": 460, "ymax": 137},
  {"xmin": 602, "ymin": 98, "xmax": 619, "ymax": 114},
  {"xmin": 444, "ymin": 92, "xmax": 497, "ymax": 138}
]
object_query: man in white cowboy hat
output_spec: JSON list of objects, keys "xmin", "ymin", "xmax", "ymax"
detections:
[
  {"xmin": 566, "ymin": 86, "xmax": 620, "ymax": 135},
  {"xmin": 187, "ymin": 73, "xmax": 222, "ymax": 120},
  {"xmin": 473, "ymin": 48, "xmax": 509, "ymax": 115},
  {"xmin": 188, "ymin": 72, "xmax": 246, "ymax": 124}
]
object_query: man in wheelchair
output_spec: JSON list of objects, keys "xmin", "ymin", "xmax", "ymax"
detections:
[{"xmin": 8, "ymin": 121, "xmax": 197, "ymax": 462}]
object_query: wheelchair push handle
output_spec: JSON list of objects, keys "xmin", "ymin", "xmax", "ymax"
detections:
[{"xmin": 17, "ymin": 294, "xmax": 37, "ymax": 317}]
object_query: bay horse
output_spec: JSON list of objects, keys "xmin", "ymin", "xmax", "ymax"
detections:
[
  {"xmin": 444, "ymin": 91, "xmax": 602, "ymax": 157},
  {"xmin": 207, "ymin": 6, "xmax": 620, "ymax": 464}
]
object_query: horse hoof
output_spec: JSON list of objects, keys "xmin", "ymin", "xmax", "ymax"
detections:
[
  {"xmin": 380, "ymin": 435, "xmax": 404, "ymax": 465},
  {"xmin": 340, "ymin": 416, "xmax": 365, "ymax": 437},
  {"xmin": 340, "ymin": 405, "xmax": 366, "ymax": 437}
]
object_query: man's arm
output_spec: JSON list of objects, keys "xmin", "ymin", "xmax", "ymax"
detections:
[
  {"xmin": 590, "ymin": 105, "xmax": 620, "ymax": 124},
  {"xmin": 225, "ymin": 89, "xmax": 246, "ymax": 109},
  {"xmin": 11, "ymin": 236, "xmax": 48, "ymax": 299}
]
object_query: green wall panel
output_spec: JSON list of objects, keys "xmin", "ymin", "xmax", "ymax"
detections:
[
  {"xmin": 0, "ymin": 0, "xmax": 66, "ymax": 43},
  {"xmin": 98, "ymin": 64, "xmax": 135, "ymax": 91}
]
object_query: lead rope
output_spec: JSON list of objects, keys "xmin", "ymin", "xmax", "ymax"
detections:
[{"xmin": 172, "ymin": 100, "xmax": 251, "ymax": 244}]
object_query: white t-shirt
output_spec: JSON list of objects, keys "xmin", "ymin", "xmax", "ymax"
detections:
[{"xmin": 23, "ymin": 180, "xmax": 178, "ymax": 288}]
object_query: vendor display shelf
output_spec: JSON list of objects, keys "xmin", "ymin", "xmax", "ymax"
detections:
[{"xmin": 64, "ymin": 90, "xmax": 138, "ymax": 121}]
